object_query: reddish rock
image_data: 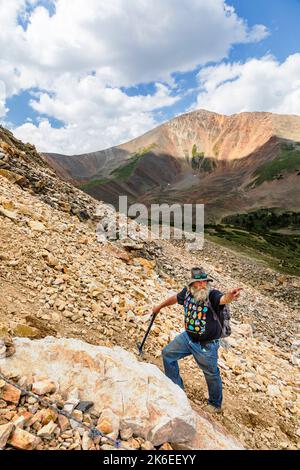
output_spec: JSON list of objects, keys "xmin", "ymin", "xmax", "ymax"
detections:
[
  {"xmin": 126, "ymin": 437, "xmax": 141, "ymax": 450},
  {"xmin": 8, "ymin": 428, "xmax": 41, "ymax": 450},
  {"xmin": 0, "ymin": 384, "xmax": 21, "ymax": 405},
  {"xmin": 32, "ymin": 380, "xmax": 57, "ymax": 395},
  {"xmin": 58, "ymin": 414, "xmax": 70, "ymax": 432},
  {"xmin": 141, "ymin": 440, "xmax": 155, "ymax": 450},
  {"xmin": 0, "ymin": 423, "xmax": 15, "ymax": 449},
  {"xmin": 37, "ymin": 420, "xmax": 58, "ymax": 439},
  {"xmin": 82, "ymin": 430, "xmax": 96, "ymax": 451},
  {"xmin": 19, "ymin": 411, "xmax": 34, "ymax": 425},
  {"xmin": 35, "ymin": 408, "xmax": 58, "ymax": 425},
  {"xmin": 12, "ymin": 415, "xmax": 26, "ymax": 429},
  {"xmin": 97, "ymin": 408, "xmax": 119, "ymax": 438},
  {"xmin": 159, "ymin": 442, "xmax": 173, "ymax": 450}
]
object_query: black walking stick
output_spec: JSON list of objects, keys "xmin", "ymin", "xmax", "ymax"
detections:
[{"xmin": 137, "ymin": 312, "xmax": 157, "ymax": 355}]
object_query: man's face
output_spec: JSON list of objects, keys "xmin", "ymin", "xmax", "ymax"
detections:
[
  {"xmin": 192, "ymin": 281, "xmax": 207, "ymax": 289},
  {"xmin": 190, "ymin": 280, "xmax": 209, "ymax": 302}
]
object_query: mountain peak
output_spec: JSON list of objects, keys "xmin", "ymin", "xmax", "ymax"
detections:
[{"xmin": 120, "ymin": 109, "xmax": 300, "ymax": 162}]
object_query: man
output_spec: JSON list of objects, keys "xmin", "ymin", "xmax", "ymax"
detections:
[{"xmin": 152, "ymin": 267, "xmax": 242, "ymax": 413}]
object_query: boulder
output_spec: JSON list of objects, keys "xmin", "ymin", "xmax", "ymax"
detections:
[
  {"xmin": 0, "ymin": 334, "xmax": 16, "ymax": 358},
  {"xmin": 75, "ymin": 400, "xmax": 94, "ymax": 412},
  {"xmin": 0, "ymin": 384, "xmax": 21, "ymax": 405},
  {"xmin": 0, "ymin": 423, "xmax": 15, "ymax": 449},
  {"xmin": 0, "ymin": 206, "xmax": 18, "ymax": 221},
  {"xmin": 97, "ymin": 408, "xmax": 120, "ymax": 439},
  {"xmin": 173, "ymin": 414, "xmax": 243, "ymax": 450},
  {"xmin": 120, "ymin": 427, "xmax": 133, "ymax": 440},
  {"xmin": 233, "ymin": 323, "xmax": 253, "ymax": 338},
  {"xmin": 0, "ymin": 337, "xmax": 242, "ymax": 448},
  {"xmin": 28, "ymin": 220, "xmax": 46, "ymax": 232},
  {"xmin": 35, "ymin": 408, "xmax": 58, "ymax": 425},
  {"xmin": 159, "ymin": 442, "xmax": 173, "ymax": 450},
  {"xmin": 82, "ymin": 430, "xmax": 96, "ymax": 450},
  {"xmin": 12, "ymin": 415, "xmax": 26, "ymax": 429},
  {"xmin": 8, "ymin": 428, "xmax": 41, "ymax": 450},
  {"xmin": 58, "ymin": 414, "xmax": 70, "ymax": 432},
  {"xmin": 37, "ymin": 421, "xmax": 58, "ymax": 439},
  {"xmin": 0, "ymin": 169, "xmax": 27, "ymax": 186},
  {"xmin": 267, "ymin": 384, "xmax": 282, "ymax": 398},
  {"xmin": 12, "ymin": 324, "xmax": 39, "ymax": 338},
  {"xmin": 141, "ymin": 440, "xmax": 155, "ymax": 450},
  {"xmin": 32, "ymin": 380, "xmax": 57, "ymax": 395}
]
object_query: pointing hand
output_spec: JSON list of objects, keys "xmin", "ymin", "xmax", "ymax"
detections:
[{"xmin": 228, "ymin": 288, "xmax": 243, "ymax": 301}]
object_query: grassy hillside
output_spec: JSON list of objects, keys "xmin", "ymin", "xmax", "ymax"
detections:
[
  {"xmin": 79, "ymin": 145, "xmax": 156, "ymax": 190},
  {"xmin": 205, "ymin": 208, "xmax": 300, "ymax": 276},
  {"xmin": 249, "ymin": 142, "xmax": 300, "ymax": 187},
  {"xmin": 79, "ymin": 177, "xmax": 111, "ymax": 190},
  {"xmin": 222, "ymin": 208, "xmax": 300, "ymax": 231},
  {"xmin": 190, "ymin": 144, "xmax": 217, "ymax": 173}
]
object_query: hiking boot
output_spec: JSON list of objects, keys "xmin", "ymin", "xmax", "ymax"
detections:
[{"xmin": 202, "ymin": 404, "xmax": 222, "ymax": 414}]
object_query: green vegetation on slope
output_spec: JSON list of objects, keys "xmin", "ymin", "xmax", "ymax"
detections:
[
  {"xmin": 222, "ymin": 208, "xmax": 300, "ymax": 232},
  {"xmin": 250, "ymin": 142, "xmax": 300, "ymax": 187},
  {"xmin": 191, "ymin": 144, "xmax": 217, "ymax": 173},
  {"xmin": 79, "ymin": 177, "xmax": 111, "ymax": 190},
  {"xmin": 110, "ymin": 153, "xmax": 142, "ymax": 181},
  {"xmin": 79, "ymin": 144, "xmax": 156, "ymax": 190},
  {"xmin": 205, "ymin": 208, "xmax": 300, "ymax": 275}
]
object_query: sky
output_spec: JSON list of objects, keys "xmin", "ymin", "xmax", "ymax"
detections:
[{"xmin": 0, "ymin": 0, "xmax": 299, "ymax": 154}]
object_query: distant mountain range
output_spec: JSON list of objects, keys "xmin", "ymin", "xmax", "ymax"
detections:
[{"xmin": 43, "ymin": 109, "xmax": 300, "ymax": 223}]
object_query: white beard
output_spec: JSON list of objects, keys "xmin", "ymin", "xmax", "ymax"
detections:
[{"xmin": 190, "ymin": 285, "xmax": 209, "ymax": 302}]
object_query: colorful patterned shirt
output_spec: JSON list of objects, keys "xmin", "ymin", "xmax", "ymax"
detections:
[{"xmin": 177, "ymin": 287, "xmax": 224, "ymax": 342}]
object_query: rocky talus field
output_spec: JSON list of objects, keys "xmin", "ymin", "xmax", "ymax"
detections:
[{"xmin": 0, "ymin": 129, "xmax": 299, "ymax": 450}]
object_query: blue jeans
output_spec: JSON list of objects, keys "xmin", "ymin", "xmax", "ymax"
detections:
[{"xmin": 162, "ymin": 331, "xmax": 222, "ymax": 408}]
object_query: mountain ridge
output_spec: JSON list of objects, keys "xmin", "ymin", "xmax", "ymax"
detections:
[
  {"xmin": 44, "ymin": 109, "xmax": 300, "ymax": 159},
  {"xmin": 42, "ymin": 110, "xmax": 300, "ymax": 225}
]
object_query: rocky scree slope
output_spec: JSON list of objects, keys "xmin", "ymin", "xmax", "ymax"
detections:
[{"xmin": 0, "ymin": 131, "xmax": 299, "ymax": 450}]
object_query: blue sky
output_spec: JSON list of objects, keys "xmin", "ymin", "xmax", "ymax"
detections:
[
  {"xmin": 229, "ymin": 0, "xmax": 300, "ymax": 61},
  {"xmin": 0, "ymin": 0, "xmax": 299, "ymax": 154}
]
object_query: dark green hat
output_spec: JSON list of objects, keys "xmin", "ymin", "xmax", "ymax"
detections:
[{"xmin": 188, "ymin": 267, "xmax": 213, "ymax": 286}]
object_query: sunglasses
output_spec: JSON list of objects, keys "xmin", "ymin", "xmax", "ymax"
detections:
[{"xmin": 193, "ymin": 272, "xmax": 208, "ymax": 280}]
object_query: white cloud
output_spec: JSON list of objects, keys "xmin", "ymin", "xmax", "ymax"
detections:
[
  {"xmin": 0, "ymin": 0, "xmax": 269, "ymax": 152},
  {"xmin": 30, "ymin": 78, "xmax": 178, "ymax": 121},
  {"xmin": 0, "ymin": 81, "xmax": 8, "ymax": 118},
  {"xmin": 194, "ymin": 54, "xmax": 300, "ymax": 115},
  {"xmin": 0, "ymin": 0, "xmax": 269, "ymax": 91},
  {"xmin": 13, "ymin": 81, "xmax": 178, "ymax": 153}
]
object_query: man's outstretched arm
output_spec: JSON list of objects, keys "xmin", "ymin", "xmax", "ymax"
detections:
[
  {"xmin": 152, "ymin": 295, "xmax": 178, "ymax": 315},
  {"xmin": 219, "ymin": 288, "xmax": 243, "ymax": 305}
]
